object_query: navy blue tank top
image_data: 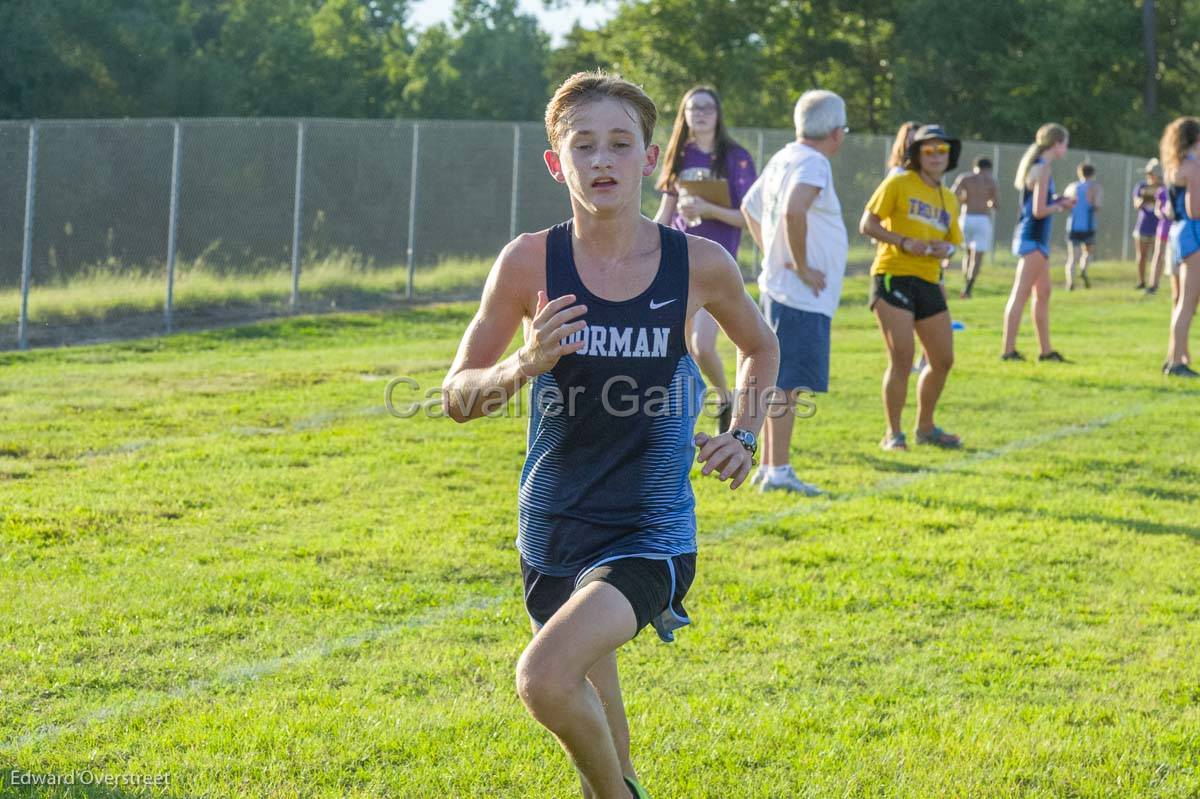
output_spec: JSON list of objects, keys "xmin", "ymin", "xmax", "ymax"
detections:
[
  {"xmin": 517, "ymin": 221, "xmax": 704, "ymax": 576},
  {"xmin": 1169, "ymin": 155, "xmax": 1198, "ymax": 223},
  {"xmin": 1017, "ymin": 157, "xmax": 1056, "ymax": 248}
]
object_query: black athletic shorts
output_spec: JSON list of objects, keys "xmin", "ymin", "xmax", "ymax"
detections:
[
  {"xmin": 869, "ymin": 273, "xmax": 948, "ymax": 321},
  {"xmin": 1068, "ymin": 230, "xmax": 1096, "ymax": 245},
  {"xmin": 521, "ymin": 554, "xmax": 696, "ymax": 641}
]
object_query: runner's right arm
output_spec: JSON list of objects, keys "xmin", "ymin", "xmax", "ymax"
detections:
[{"xmin": 442, "ymin": 236, "xmax": 587, "ymax": 423}]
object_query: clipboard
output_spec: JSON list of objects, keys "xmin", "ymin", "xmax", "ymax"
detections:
[{"xmin": 677, "ymin": 179, "xmax": 732, "ymax": 208}]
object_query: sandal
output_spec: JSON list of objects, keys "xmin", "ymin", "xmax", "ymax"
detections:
[{"xmin": 915, "ymin": 426, "xmax": 962, "ymax": 449}]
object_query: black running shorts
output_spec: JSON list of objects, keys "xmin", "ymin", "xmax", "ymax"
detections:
[
  {"xmin": 521, "ymin": 554, "xmax": 696, "ymax": 637},
  {"xmin": 869, "ymin": 273, "xmax": 948, "ymax": 321}
]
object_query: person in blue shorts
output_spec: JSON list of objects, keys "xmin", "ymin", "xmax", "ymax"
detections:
[
  {"xmin": 740, "ymin": 89, "xmax": 850, "ymax": 493},
  {"xmin": 1160, "ymin": 116, "xmax": 1200, "ymax": 377},
  {"xmin": 441, "ymin": 71, "xmax": 779, "ymax": 799},
  {"xmin": 1001, "ymin": 123, "xmax": 1076, "ymax": 362},
  {"xmin": 1063, "ymin": 162, "xmax": 1102, "ymax": 290}
]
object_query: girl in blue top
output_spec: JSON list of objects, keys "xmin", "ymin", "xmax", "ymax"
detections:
[
  {"xmin": 1001, "ymin": 123, "xmax": 1075, "ymax": 362},
  {"xmin": 1160, "ymin": 116, "xmax": 1200, "ymax": 377}
]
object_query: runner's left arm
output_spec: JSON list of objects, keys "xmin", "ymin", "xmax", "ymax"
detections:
[{"xmin": 689, "ymin": 237, "xmax": 780, "ymax": 490}]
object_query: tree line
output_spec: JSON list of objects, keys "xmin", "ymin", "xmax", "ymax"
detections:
[{"xmin": 1, "ymin": 0, "xmax": 1196, "ymax": 153}]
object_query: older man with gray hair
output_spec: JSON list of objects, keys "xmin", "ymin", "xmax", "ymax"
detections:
[{"xmin": 740, "ymin": 90, "xmax": 849, "ymax": 494}]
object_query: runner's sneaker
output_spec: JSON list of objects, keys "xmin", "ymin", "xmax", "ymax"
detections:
[
  {"xmin": 915, "ymin": 426, "xmax": 962, "ymax": 449},
  {"xmin": 760, "ymin": 465, "xmax": 823, "ymax": 495},
  {"xmin": 749, "ymin": 467, "xmax": 767, "ymax": 487},
  {"xmin": 626, "ymin": 776, "xmax": 651, "ymax": 799},
  {"xmin": 880, "ymin": 431, "xmax": 908, "ymax": 451},
  {"xmin": 1000, "ymin": 350, "xmax": 1025, "ymax": 361},
  {"xmin": 1038, "ymin": 350, "xmax": 1066, "ymax": 362},
  {"xmin": 1165, "ymin": 363, "xmax": 1200, "ymax": 378}
]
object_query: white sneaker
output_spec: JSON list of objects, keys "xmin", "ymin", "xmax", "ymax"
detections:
[
  {"xmin": 759, "ymin": 466, "xmax": 823, "ymax": 496},
  {"xmin": 749, "ymin": 468, "xmax": 767, "ymax": 487}
]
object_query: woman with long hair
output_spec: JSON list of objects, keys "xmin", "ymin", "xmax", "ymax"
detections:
[
  {"xmin": 860, "ymin": 125, "xmax": 964, "ymax": 451},
  {"xmin": 654, "ymin": 86, "xmax": 758, "ymax": 431},
  {"xmin": 1160, "ymin": 116, "xmax": 1200, "ymax": 377},
  {"xmin": 887, "ymin": 121, "xmax": 920, "ymax": 177},
  {"xmin": 1001, "ymin": 123, "xmax": 1075, "ymax": 362}
]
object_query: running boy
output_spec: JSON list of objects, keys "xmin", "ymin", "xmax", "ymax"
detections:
[
  {"xmin": 950, "ymin": 156, "xmax": 997, "ymax": 298},
  {"xmin": 441, "ymin": 72, "xmax": 779, "ymax": 799}
]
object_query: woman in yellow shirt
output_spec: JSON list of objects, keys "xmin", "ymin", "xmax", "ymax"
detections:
[{"xmin": 859, "ymin": 124, "xmax": 964, "ymax": 451}]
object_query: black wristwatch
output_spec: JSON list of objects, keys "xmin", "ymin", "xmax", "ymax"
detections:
[{"xmin": 730, "ymin": 428, "xmax": 757, "ymax": 456}]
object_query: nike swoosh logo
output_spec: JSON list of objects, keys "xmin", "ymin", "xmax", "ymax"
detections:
[{"xmin": 649, "ymin": 298, "xmax": 677, "ymax": 310}]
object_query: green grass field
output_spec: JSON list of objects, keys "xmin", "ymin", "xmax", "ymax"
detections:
[{"xmin": 1, "ymin": 258, "xmax": 1198, "ymax": 798}]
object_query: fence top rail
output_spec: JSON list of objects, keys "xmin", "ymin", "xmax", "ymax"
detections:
[{"xmin": 0, "ymin": 117, "xmax": 1153, "ymax": 162}]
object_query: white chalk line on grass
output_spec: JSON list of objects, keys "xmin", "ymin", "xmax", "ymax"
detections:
[
  {"xmin": 0, "ymin": 403, "xmax": 1147, "ymax": 753},
  {"xmin": 707, "ymin": 403, "xmax": 1145, "ymax": 542},
  {"xmin": 1, "ymin": 595, "xmax": 506, "ymax": 753}
]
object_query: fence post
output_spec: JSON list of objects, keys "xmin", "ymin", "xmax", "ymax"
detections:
[
  {"xmin": 509, "ymin": 124, "xmax": 521, "ymax": 241},
  {"xmin": 753, "ymin": 129, "xmax": 765, "ymax": 275},
  {"xmin": 17, "ymin": 121, "xmax": 38, "ymax": 351},
  {"xmin": 290, "ymin": 120, "xmax": 306, "ymax": 312},
  {"xmin": 165, "ymin": 121, "xmax": 182, "ymax": 334},
  {"xmin": 1121, "ymin": 157, "xmax": 1133, "ymax": 262},
  {"xmin": 405, "ymin": 123, "xmax": 420, "ymax": 300}
]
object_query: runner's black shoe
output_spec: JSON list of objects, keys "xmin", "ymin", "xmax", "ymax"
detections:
[
  {"xmin": 1038, "ymin": 351, "xmax": 1066, "ymax": 362},
  {"xmin": 1001, "ymin": 350, "xmax": 1025, "ymax": 361},
  {"xmin": 1165, "ymin": 363, "xmax": 1199, "ymax": 378}
]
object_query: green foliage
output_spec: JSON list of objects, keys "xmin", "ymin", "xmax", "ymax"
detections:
[
  {"xmin": 554, "ymin": 0, "xmax": 1193, "ymax": 153},
  {"xmin": 403, "ymin": 0, "xmax": 551, "ymax": 120},
  {"xmin": 0, "ymin": 0, "xmax": 1195, "ymax": 152}
]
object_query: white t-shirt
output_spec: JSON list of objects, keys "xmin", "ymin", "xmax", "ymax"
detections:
[{"xmin": 742, "ymin": 142, "xmax": 848, "ymax": 318}]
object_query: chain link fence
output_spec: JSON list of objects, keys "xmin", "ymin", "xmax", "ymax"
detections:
[{"xmin": 0, "ymin": 118, "xmax": 1148, "ymax": 350}]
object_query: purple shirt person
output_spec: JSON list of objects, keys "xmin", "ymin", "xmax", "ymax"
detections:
[
  {"xmin": 1134, "ymin": 179, "xmax": 1159, "ymax": 239},
  {"xmin": 665, "ymin": 141, "xmax": 758, "ymax": 257},
  {"xmin": 654, "ymin": 86, "xmax": 757, "ymax": 436}
]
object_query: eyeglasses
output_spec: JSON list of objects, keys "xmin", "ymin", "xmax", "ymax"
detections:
[
  {"xmin": 921, "ymin": 143, "xmax": 951, "ymax": 155},
  {"xmin": 685, "ymin": 103, "xmax": 717, "ymax": 114}
]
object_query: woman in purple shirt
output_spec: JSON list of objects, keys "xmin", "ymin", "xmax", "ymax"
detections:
[
  {"xmin": 654, "ymin": 86, "xmax": 757, "ymax": 432},
  {"xmin": 1133, "ymin": 159, "xmax": 1164, "ymax": 289}
]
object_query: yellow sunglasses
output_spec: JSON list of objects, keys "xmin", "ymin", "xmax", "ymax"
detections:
[{"xmin": 920, "ymin": 143, "xmax": 951, "ymax": 155}]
